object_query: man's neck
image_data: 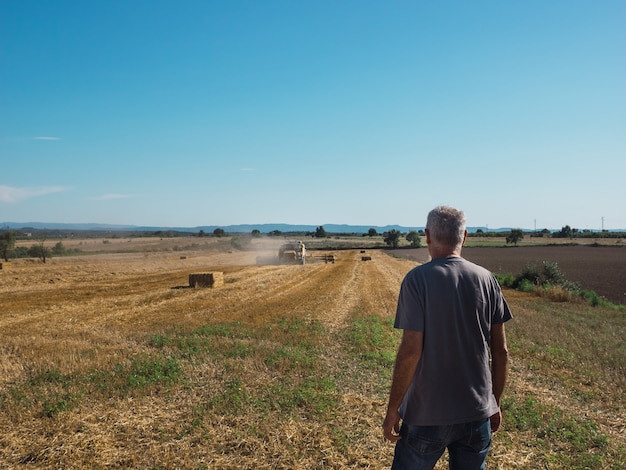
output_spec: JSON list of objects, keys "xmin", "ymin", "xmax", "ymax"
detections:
[{"xmin": 428, "ymin": 246, "xmax": 462, "ymax": 259}]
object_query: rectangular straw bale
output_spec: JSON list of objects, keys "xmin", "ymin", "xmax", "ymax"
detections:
[{"xmin": 189, "ymin": 272, "xmax": 224, "ymax": 288}]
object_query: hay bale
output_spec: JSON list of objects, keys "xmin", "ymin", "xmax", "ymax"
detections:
[
  {"xmin": 189, "ymin": 272, "xmax": 224, "ymax": 288},
  {"xmin": 361, "ymin": 256, "xmax": 372, "ymax": 261}
]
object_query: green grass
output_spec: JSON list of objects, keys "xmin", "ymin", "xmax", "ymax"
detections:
[
  {"xmin": 345, "ymin": 315, "xmax": 397, "ymax": 372},
  {"xmin": 502, "ymin": 292, "xmax": 626, "ymax": 468},
  {"xmin": 502, "ymin": 394, "xmax": 610, "ymax": 468}
]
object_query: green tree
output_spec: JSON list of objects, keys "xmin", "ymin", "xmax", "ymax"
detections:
[
  {"xmin": 367, "ymin": 228, "xmax": 378, "ymax": 237},
  {"xmin": 213, "ymin": 228, "xmax": 225, "ymax": 237},
  {"xmin": 52, "ymin": 241, "xmax": 67, "ymax": 255},
  {"xmin": 554, "ymin": 225, "xmax": 573, "ymax": 239},
  {"xmin": 0, "ymin": 229, "xmax": 17, "ymax": 261},
  {"xmin": 315, "ymin": 226, "xmax": 327, "ymax": 238},
  {"xmin": 251, "ymin": 229, "xmax": 261, "ymax": 237},
  {"xmin": 406, "ymin": 230, "xmax": 422, "ymax": 248},
  {"xmin": 506, "ymin": 229, "xmax": 524, "ymax": 246},
  {"xmin": 28, "ymin": 242, "xmax": 52, "ymax": 263},
  {"xmin": 384, "ymin": 229, "xmax": 401, "ymax": 248}
]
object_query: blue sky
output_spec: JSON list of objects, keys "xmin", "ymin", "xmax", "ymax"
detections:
[{"xmin": 1, "ymin": 1, "xmax": 624, "ymax": 230}]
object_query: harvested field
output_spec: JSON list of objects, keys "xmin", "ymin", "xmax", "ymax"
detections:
[
  {"xmin": 1, "ymin": 239, "xmax": 624, "ymax": 468},
  {"xmin": 393, "ymin": 245, "xmax": 626, "ymax": 305}
]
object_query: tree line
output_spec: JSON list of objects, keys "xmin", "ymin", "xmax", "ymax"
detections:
[{"xmin": 0, "ymin": 230, "xmax": 75, "ymax": 263}]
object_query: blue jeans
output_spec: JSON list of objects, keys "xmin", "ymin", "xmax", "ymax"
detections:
[{"xmin": 391, "ymin": 419, "xmax": 491, "ymax": 470}]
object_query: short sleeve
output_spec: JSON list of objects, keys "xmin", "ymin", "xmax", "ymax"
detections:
[
  {"xmin": 394, "ymin": 270, "xmax": 425, "ymax": 332},
  {"xmin": 491, "ymin": 276, "xmax": 513, "ymax": 324}
]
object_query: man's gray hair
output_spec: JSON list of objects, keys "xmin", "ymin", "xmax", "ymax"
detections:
[{"xmin": 426, "ymin": 206, "xmax": 467, "ymax": 249}]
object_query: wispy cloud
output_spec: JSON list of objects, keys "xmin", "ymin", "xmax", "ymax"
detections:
[
  {"xmin": 0, "ymin": 185, "xmax": 68, "ymax": 203},
  {"xmin": 241, "ymin": 167, "xmax": 256, "ymax": 172},
  {"xmin": 93, "ymin": 193, "xmax": 134, "ymax": 201},
  {"xmin": 33, "ymin": 136, "xmax": 62, "ymax": 141}
]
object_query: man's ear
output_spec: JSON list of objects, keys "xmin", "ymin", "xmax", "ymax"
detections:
[{"xmin": 462, "ymin": 230, "xmax": 468, "ymax": 246}]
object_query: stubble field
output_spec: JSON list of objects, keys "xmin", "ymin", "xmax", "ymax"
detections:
[{"xmin": 1, "ymin": 237, "xmax": 624, "ymax": 469}]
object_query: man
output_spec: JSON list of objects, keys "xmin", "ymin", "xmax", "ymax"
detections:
[{"xmin": 383, "ymin": 206, "xmax": 511, "ymax": 469}]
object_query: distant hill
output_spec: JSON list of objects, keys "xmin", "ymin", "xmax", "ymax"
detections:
[
  {"xmin": 2, "ymin": 221, "xmax": 421, "ymax": 234},
  {"xmin": 4, "ymin": 221, "xmax": 624, "ymax": 234},
  {"xmin": 1, "ymin": 221, "xmax": 547, "ymax": 234}
]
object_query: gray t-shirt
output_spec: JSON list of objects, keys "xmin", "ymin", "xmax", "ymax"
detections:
[{"xmin": 395, "ymin": 256, "xmax": 512, "ymax": 426}]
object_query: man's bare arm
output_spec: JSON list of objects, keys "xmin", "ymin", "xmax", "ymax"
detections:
[
  {"xmin": 383, "ymin": 329, "xmax": 423, "ymax": 441},
  {"xmin": 490, "ymin": 322, "xmax": 509, "ymax": 432}
]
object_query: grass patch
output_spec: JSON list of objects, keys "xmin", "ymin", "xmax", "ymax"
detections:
[
  {"xmin": 1, "ymin": 354, "xmax": 183, "ymax": 418},
  {"xmin": 502, "ymin": 394, "xmax": 617, "ymax": 468},
  {"xmin": 346, "ymin": 315, "xmax": 397, "ymax": 369},
  {"xmin": 150, "ymin": 315, "xmax": 341, "ymax": 421},
  {"xmin": 116, "ymin": 355, "xmax": 182, "ymax": 389},
  {"xmin": 508, "ymin": 297, "xmax": 626, "ymax": 394},
  {"xmin": 503, "ymin": 293, "xmax": 626, "ymax": 468}
]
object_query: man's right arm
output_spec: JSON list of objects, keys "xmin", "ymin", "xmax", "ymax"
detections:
[
  {"xmin": 383, "ymin": 329, "xmax": 423, "ymax": 442},
  {"xmin": 490, "ymin": 322, "xmax": 509, "ymax": 432}
]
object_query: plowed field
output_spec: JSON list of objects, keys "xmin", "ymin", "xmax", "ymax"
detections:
[{"xmin": 393, "ymin": 245, "xmax": 626, "ymax": 305}]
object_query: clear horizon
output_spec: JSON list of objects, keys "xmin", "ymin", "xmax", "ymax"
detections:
[
  {"xmin": 1, "ymin": 220, "xmax": 623, "ymax": 233},
  {"xmin": 2, "ymin": 1, "xmax": 625, "ymax": 231}
]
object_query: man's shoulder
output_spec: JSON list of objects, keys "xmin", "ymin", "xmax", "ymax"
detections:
[
  {"xmin": 406, "ymin": 259, "xmax": 435, "ymax": 275},
  {"xmin": 430, "ymin": 257, "xmax": 496, "ymax": 279},
  {"xmin": 458, "ymin": 256, "xmax": 490, "ymax": 272},
  {"xmin": 404, "ymin": 257, "xmax": 493, "ymax": 278}
]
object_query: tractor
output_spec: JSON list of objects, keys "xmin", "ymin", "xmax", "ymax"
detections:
[{"xmin": 278, "ymin": 240, "xmax": 306, "ymax": 265}]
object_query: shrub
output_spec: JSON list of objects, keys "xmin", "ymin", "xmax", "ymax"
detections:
[
  {"xmin": 517, "ymin": 278, "xmax": 535, "ymax": 293},
  {"xmin": 579, "ymin": 290, "xmax": 611, "ymax": 308},
  {"xmin": 541, "ymin": 261, "xmax": 565, "ymax": 286},
  {"xmin": 508, "ymin": 261, "xmax": 617, "ymax": 309},
  {"xmin": 495, "ymin": 273, "xmax": 515, "ymax": 288},
  {"xmin": 10, "ymin": 246, "xmax": 30, "ymax": 258},
  {"xmin": 515, "ymin": 264, "xmax": 541, "ymax": 287},
  {"xmin": 515, "ymin": 261, "xmax": 568, "ymax": 289},
  {"xmin": 52, "ymin": 241, "xmax": 67, "ymax": 255},
  {"xmin": 28, "ymin": 244, "xmax": 52, "ymax": 263}
]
